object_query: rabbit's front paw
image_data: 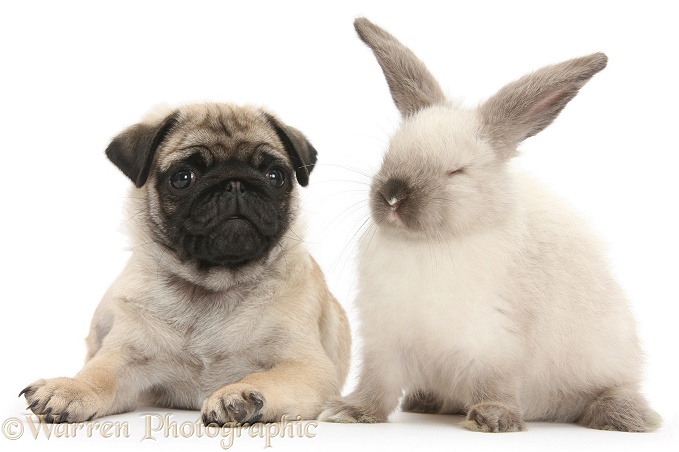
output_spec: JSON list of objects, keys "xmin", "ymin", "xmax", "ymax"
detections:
[
  {"xmin": 462, "ymin": 402, "xmax": 526, "ymax": 433},
  {"xmin": 319, "ymin": 398, "xmax": 382, "ymax": 423}
]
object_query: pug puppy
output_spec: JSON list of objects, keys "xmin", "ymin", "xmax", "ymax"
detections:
[{"xmin": 20, "ymin": 103, "xmax": 351, "ymax": 425}]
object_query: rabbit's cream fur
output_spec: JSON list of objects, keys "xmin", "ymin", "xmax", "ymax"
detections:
[{"xmin": 320, "ymin": 18, "xmax": 660, "ymax": 433}]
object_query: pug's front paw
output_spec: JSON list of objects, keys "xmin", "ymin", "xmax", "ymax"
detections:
[
  {"xmin": 20, "ymin": 378, "xmax": 104, "ymax": 423},
  {"xmin": 201, "ymin": 384, "xmax": 266, "ymax": 426}
]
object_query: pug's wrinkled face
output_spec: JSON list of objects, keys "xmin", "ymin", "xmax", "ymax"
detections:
[
  {"xmin": 154, "ymin": 138, "xmax": 293, "ymax": 268},
  {"xmin": 106, "ymin": 103, "xmax": 317, "ymax": 269}
]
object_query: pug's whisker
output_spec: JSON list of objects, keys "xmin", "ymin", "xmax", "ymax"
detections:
[
  {"xmin": 298, "ymin": 207, "xmax": 320, "ymax": 215},
  {"xmin": 277, "ymin": 243, "xmax": 288, "ymax": 267},
  {"xmin": 129, "ymin": 240, "xmax": 160, "ymax": 250},
  {"xmin": 122, "ymin": 207, "xmax": 151, "ymax": 225},
  {"xmin": 281, "ymin": 235, "xmax": 306, "ymax": 244},
  {"xmin": 296, "ymin": 163, "xmax": 317, "ymax": 171},
  {"xmin": 162, "ymin": 215, "xmax": 194, "ymax": 236},
  {"xmin": 277, "ymin": 239, "xmax": 305, "ymax": 259},
  {"xmin": 287, "ymin": 228, "xmax": 306, "ymax": 242}
]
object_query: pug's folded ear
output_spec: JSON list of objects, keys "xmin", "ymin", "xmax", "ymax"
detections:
[
  {"xmin": 265, "ymin": 114, "xmax": 318, "ymax": 187},
  {"xmin": 106, "ymin": 111, "xmax": 179, "ymax": 188}
]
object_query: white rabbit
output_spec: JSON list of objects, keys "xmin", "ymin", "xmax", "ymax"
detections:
[{"xmin": 319, "ymin": 17, "xmax": 661, "ymax": 433}]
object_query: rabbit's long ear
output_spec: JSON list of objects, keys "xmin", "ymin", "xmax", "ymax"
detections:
[
  {"xmin": 354, "ymin": 17, "xmax": 446, "ymax": 118},
  {"xmin": 479, "ymin": 53, "xmax": 608, "ymax": 159}
]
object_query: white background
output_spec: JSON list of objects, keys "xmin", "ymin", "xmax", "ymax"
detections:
[{"xmin": 1, "ymin": 1, "xmax": 677, "ymax": 451}]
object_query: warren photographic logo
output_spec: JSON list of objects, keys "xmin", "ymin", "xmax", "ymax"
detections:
[
  {"xmin": 2, "ymin": 413, "xmax": 318, "ymax": 449},
  {"xmin": 2, "ymin": 415, "xmax": 130, "ymax": 440}
]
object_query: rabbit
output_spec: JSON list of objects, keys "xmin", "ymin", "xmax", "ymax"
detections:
[{"xmin": 319, "ymin": 17, "xmax": 661, "ymax": 433}]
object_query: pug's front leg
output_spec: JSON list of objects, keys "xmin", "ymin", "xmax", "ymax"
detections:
[
  {"xmin": 20, "ymin": 351, "xmax": 145, "ymax": 423},
  {"xmin": 201, "ymin": 359, "xmax": 340, "ymax": 425}
]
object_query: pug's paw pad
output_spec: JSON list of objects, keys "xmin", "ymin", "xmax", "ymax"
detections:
[{"xmin": 202, "ymin": 384, "xmax": 265, "ymax": 426}]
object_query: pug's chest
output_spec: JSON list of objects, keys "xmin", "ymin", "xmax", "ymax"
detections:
[
  {"xmin": 149, "ymin": 300, "xmax": 282, "ymax": 390},
  {"xmin": 178, "ymin": 339, "xmax": 272, "ymax": 391}
]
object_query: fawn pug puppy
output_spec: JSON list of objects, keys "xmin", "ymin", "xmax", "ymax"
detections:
[{"xmin": 21, "ymin": 103, "xmax": 351, "ymax": 425}]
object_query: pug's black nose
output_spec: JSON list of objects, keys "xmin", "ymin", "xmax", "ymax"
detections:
[{"xmin": 226, "ymin": 180, "xmax": 245, "ymax": 193}]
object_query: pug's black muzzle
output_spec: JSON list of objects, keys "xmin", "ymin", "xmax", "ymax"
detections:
[{"xmin": 165, "ymin": 168, "xmax": 290, "ymax": 268}]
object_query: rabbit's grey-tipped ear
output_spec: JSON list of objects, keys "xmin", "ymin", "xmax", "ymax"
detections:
[
  {"xmin": 479, "ymin": 53, "xmax": 608, "ymax": 158},
  {"xmin": 354, "ymin": 17, "xmax": 446, "ymax": 117}
]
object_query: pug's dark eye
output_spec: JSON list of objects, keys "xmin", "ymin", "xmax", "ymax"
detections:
[
  {"xmin": 170, "ymin": 170, "xmax": 195, "ymax": 190},
  {"xmin": 266, "ymin": 169, "xmax": 285, "ymax": 188}
]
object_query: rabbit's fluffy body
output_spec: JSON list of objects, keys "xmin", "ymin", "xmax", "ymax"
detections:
[
  {"xmin": 358, "ymin": 119, "xmax": 641, "ymax": 422},
  {"xmin": 320, "ymin": 18, "xmax": 660, "ymax": 432}
]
